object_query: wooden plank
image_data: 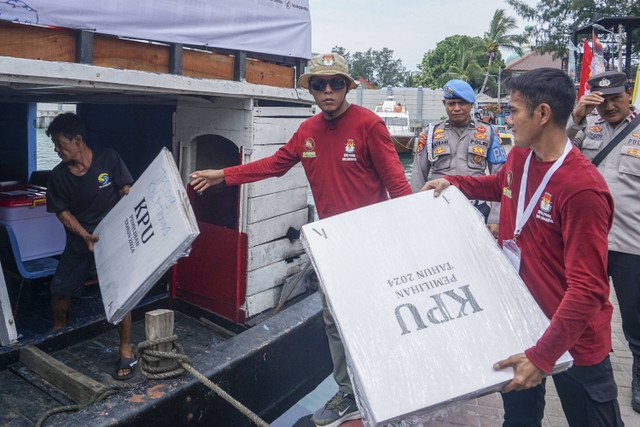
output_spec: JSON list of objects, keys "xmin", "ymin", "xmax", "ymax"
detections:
[
  {"xmin": 246, "ymin": 254, "xmax": 308, "ymax": 296},
  {"xmin": 0, "ymin": 21, "xmax": 75, "ymax": 62},
  {"xmin": 243, "ymin": 278, "xmax": 308, "ymax": 317},
  {"xmin": 248, "ymin": 238, "xmax": 305, "ymax": 272},
  {"xmin": 253, "ymin": 117, "xmax": 307, "ymax": 145},
  {"xmin": 145, "ymin": 309, "xmax": 174, "ymax": 370},
  {"xmin": 246, "ymin": 59, "xmax": 295, "ymax": 88},
  {"xmin": 246, "ymin": 207, "xmax": 309, "ymax": 248},
  {"xmin": 0, "ymin": 259, "xmax": 17, "ymax": 346},
  {"xmin": 19, "ymin": 345, "xmax": 105, "ymax": 405},
  {"xmin": 246, "ymin": 166, "xmax": 309, "ymax": 198},
  {"xmin": 93, "ymin": 34, "xmax": 169, "ymax": 73},
  {"xmin": 254, "ymin": 106, "xmax": 315, "ymax": 118},
  {"xmin": 247, "ymin": 186, "xmax": 308, "ymax": 224},
  {"xmin": 183, "ymin": 49, "xmax": 235, "ymax": 80}
]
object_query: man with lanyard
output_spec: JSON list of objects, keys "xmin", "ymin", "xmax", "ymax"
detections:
[
  {"xmin": 568, "ymin": 70, "xmax": 640, "ymax": 411},
  {"xmin": 422, "ymin": 68, "xmax": 622, "ymax": 426},
  {"xmin": 190, "ymin": 53, "xmax": 412, "ymax": 427},
  {"xmin": 46, "ymin": 112, "xmax": 137, "ymax": 381},
  {"xmin": 410, "ymin": 79, "xmax": 507, "ymax": 237}
]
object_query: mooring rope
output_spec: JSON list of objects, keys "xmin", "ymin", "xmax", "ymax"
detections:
[
  {"xmin": 36, "ymin": 383, "xmax": 132, "ymax": 427},
  {"xmin": 137, "ymin": 335, "xmax": 270, "ymax": 427}
]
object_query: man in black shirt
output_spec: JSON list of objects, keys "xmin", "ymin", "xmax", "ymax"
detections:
[{"xmin": 46, "ymin": 112, "xmax": 136, "ymax": 380}]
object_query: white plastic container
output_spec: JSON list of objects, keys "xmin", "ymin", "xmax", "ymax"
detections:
[{"xmin": 0, "ymin": 185, "xmax": 66, "ymax": 261}]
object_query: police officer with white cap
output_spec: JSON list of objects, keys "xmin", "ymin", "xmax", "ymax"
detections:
[
  {"xmin": 568, "ymin": 69, "xmax": 640, "ymax": 412},
  {"xmin": 411, "ymin": 79, "xmax": 507, "ymax": 235}
]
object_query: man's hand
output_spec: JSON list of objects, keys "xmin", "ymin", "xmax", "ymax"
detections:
[
  {"xmin": 420, "ymin": 178, "xmax": 450, "ymax": 196},
  {"xmin": 572, "ymin": 91, "xmax": 604, "ymax": 124},
  {"xmin": 83, "ymin": 234, "xmax": 99, "ymax": 252},
  {"xmin": 189, "ymin": 169, "xmax": 225, "ymax": 193},
  {"xmin": 494, "ymin": 353, "xmax": 545, "ymax": 393},
  {"xmin": 118, "ymin": 185, "xmax": 131, "ymax": 198},
  {"xmin": 487, "ymin": 223, "xmax": 499, "ymax": 238}
]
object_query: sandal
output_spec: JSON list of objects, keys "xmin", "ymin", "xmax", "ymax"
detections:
[{"xmin": 112, "ymin": 356, "xmax": 137, "ymax": 381}]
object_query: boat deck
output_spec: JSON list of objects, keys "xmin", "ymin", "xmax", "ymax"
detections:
[{"xmin": 0, "ymin": 308, "xmax": 227, "ymax": 426}]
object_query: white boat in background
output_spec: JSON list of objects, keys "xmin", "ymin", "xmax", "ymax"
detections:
[{"xmin": 374, "ymin": 97, "xmax": 415, "ymax": 153}]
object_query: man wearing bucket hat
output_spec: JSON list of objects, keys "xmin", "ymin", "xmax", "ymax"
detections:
[
  {"xmin": 190, "ymin": 52, "xmax": 412, "ymax": 426},
  {"xmin": 568, "ymin": 70, "xmax": 640, "ymax": 412},
  {"xmin": 411, "ymin": 79, "xmax": 507, "ymax": 237}
]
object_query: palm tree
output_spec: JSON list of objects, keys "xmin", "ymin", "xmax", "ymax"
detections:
[
  {"xmin": 479, "ymin": 9, "xmax": 527, "ymax": 95},
  {"xmin": 436, "ymin": 47, "xmax": 485, "ymax": 90}
]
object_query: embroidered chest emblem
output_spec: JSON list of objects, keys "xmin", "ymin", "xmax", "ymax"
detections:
[
  {"xmin": 535, "ymin": 192, "xmax": 555, "ymax": 224},
  {"xmin": 303, "ymin": 137, "xmax": 317, "ymax": 158},
  {"xmin": 342, "ymin": 139, "xmax": 357, "ymax": 162}
]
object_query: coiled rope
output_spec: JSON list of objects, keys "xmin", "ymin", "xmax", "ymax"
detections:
[
  {"xmin": 137, "ymin": 335, "xmax": 270, "ymax": 427},
  {"xmin": 36, "ymin": 383, "xmax": 132, "ymax": 427}
]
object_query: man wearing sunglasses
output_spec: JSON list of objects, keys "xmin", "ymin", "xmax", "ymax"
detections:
[{"xmin": 190, "ymin": 52, "xmax": 412, "ymax": 426}]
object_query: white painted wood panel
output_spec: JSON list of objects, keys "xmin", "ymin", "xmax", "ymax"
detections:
[
  {"xmin": 246, "ymin": 167, "xmax": 309, "ymax": 198},
  {"xmin": 247, "ymin": 186, "xmax": 308, "ymax": 224},
  {"xmin": 248, "ymin": 238, "xmax": 305, "ymax": 272},
  {"xmin": 253, "ymin": 117, "xmax": 306, "ymax": 145},
  {"xmin": 254, "ymin": 106, "xmax": 315, "ymax": 118},
  {"xmin": 246, "ymin": 208, "xmax": 308, "ymax": 248},
  {"xmin": 243, "ymin": 274, "xmax": 309, "ymax": 317},
  {"xmin": 246, "ymin": 254, "xmax": 308, "ymax": 297}
]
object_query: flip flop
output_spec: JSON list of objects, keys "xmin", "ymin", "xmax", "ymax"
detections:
[{"xmin": 112, "ymin": 356, "xmax": 137, "ymax": 381}]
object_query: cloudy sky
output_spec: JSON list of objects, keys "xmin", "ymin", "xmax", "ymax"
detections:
[{"xmin": 309, "ymin": 0, "xmax": 538, "ymax": 72}]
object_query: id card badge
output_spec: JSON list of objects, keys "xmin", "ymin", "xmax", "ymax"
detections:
[{"xmin": 502, "ymin": 239, "xmax": 521, "ymax": 272}]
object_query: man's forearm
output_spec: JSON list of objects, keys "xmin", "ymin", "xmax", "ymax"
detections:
[{"xmin": 56, "ymin": 210, "xmax": 90, "ymax": 238}]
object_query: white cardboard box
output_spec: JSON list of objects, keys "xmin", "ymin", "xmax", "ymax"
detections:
[
  {"xmin": 301, "ymin": 187, "xmax": 572, "ymax": 426},
  {"xmin": 94, "ymin": 148, "xmax": 199, "ymax": 324}
]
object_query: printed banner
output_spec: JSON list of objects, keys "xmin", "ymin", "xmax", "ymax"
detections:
[
  {"xmin": 568, "ymin": 40, "xmax": 577, "ymax": 82},
  {"xmin": 591, "ymin": 32, "xmax": 606, "ymax": 76},
  {"xmin": 0, "ymin": 0, "xmax": 311, "ymax": 59}
]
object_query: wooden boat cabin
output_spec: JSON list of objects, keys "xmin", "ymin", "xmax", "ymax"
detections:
[{"xmin": 0, "ymin": 2, "xmax": 331, "ymax": 425}]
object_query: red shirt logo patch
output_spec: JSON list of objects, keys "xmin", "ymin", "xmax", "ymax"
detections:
[{"xmin": 304, "ymin": 138, "xmax": 315, "ymax": 151}]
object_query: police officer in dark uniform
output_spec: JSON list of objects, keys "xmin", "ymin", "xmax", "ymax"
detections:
[
  {"xmin": 411, "ymin": 80, "xmax": 507, "ymax": 236},
  {"xmin": 568, "ymin": 70, "xmax": 640, "ymax": 412}
]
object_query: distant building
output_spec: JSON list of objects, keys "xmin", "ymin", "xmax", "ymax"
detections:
[{"xmin": 504, "ymin": 50, "xmax": 563, "ymax": 76}]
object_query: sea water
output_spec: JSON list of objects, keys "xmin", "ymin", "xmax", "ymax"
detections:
[{"xmin": 36, "ymin": 128, "xmax": 60, "ymax": 171}]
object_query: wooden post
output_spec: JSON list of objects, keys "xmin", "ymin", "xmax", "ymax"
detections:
[
  {"xmin": 145, "ymin": 309, "xmax": 174, "ymax": 369},
  {"xmin": 0, "ymin": 259, "xmax": 18, "ymax": 346}
]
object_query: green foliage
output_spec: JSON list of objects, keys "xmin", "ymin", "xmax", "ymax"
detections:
[
  {"xmin": 506, "ymin": 0, "xmax": 640, "ymax": 58},
  {"xmin": 416, "ymin": 35, "xmax": 489, "ymax": 89},
  {"xmin": 332, "ymin": 46, "xmax": 408, "ymax": 88},
  {"xmin": 479, "ymin": 8, "xmax": 527, "ymax": 94}
]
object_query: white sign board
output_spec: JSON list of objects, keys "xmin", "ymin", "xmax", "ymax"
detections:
[
  {"xmin": 0, "ymin": 0, "xmax": 311, "ymax": 59},
  {"xmin": 301, "ymin": 187, "xmax": 572, "ymax": 426},
  {"xmin": 94, "ymin": 148, "xmax": 199, "ymax": 324}
]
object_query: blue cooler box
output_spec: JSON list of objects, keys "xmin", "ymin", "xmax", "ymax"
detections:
[{"xmin": 0, "ymin": 185, "xmax": 66, "ymax": 261}]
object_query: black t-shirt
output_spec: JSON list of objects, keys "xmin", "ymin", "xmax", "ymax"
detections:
[{"xmin": 47, "ymin": 148, "xmax": 133, "ymax": 235}]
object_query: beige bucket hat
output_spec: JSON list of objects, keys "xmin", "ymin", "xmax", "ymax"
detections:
[{"xmin": 298, "ymin": 53, "xmax": 358, "ymax": 90}]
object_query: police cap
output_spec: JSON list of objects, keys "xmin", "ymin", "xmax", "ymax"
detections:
[
  {"xmin": 443, "ymin": 80, "xmax": 476, "ymax": 104},
  {"xmin": 587, "ymin": 71, "xmax": 627, "ymax": 95}
]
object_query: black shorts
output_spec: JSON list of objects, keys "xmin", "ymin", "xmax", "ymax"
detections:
[{"xmin": 50, "ymin": 235, "xmax": 95, "ymax": 298}]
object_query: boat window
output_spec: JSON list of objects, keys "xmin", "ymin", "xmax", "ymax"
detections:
[
  {"xmin": 385, "ymin": 118, "xmax": 408, "ymax": 127},
  {"xmin": 36, "ymin": 104, "xmax": 77, "ymax": 171}
]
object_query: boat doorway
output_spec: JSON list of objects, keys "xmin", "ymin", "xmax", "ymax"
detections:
[{"xmin": 173, "ymin": 134, "xmax": 249, "ymax": 324}]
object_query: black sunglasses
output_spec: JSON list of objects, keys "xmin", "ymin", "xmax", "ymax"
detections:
[{"xmin": 309, "ymin": 78, "xmax": 347, "ymax": 91}]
